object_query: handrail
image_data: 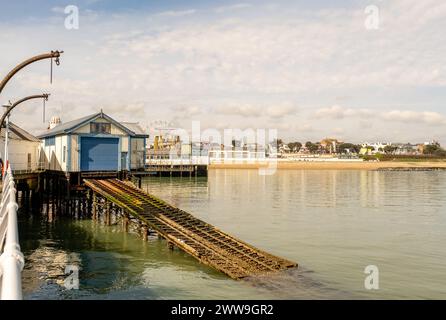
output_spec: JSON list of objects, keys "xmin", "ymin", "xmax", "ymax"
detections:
[{"xmin": 0, "ymin": 165, "xmax": 24, "ymax": 300}]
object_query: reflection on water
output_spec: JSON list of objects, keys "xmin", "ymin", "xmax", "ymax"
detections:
[{"xmin": 20, "ymin": 170, "xmax": 446, "ymax": 299}]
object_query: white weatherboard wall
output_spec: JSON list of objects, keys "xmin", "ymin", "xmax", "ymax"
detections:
[
  {"xmin": 130, "ymin": 137, "xmax": 145, "ymax": 169},
  {"xmin": 0, "ymin": 139, "xmax": 40, "ymax": 171},
  {"xmin": 75, "ymin": 120, "xmax": 126, "ymax": 136},
  {"xmin": 40, "ymin": 135, "xmax": 68, "ymax": 171},
  {"xmin": 71, "ymin": 135, "xmax": 79, "ymax": 172}
]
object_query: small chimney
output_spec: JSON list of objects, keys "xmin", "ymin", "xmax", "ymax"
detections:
[{"xmin": 49, "ymin": 116, "xmax": 61, "ymax": 129}]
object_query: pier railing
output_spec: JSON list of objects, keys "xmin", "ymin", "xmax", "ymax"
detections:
[{"xmin": 0, "ymin": 165, "xmax": 24, "ymax": 300}]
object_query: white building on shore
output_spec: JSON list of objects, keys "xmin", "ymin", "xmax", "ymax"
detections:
[{"xmin": 0, "ymin": 122, "xmax": 41, "ymax": 171}]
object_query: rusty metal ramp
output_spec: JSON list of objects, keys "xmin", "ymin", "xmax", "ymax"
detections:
[{"xmin": 84, "ymin": 178, "xmax": 297, "ymax": 279}]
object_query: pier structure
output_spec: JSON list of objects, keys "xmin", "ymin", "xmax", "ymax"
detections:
[
  {"xmin": 144, "ymin": 150, "xmax": 209, "ymax": 177},
  {"xmin": 7, "ymin": 167, "xmax": 296, "ymax": 280}
]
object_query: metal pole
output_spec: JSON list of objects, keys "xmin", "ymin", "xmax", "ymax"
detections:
[
  {"xmin": 4, "ymin": 113, "xmax": 9, "ymax": 163},
  {"xmin": 0, "ymin": 94, "xmax": 49, "ymax": 137}
]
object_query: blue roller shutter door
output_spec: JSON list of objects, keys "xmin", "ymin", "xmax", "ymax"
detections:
[{"xmin": 81, "ymin": 137, "xmax": 119, "ymax": 171}]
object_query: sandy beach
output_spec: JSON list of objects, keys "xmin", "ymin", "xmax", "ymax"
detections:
[{"xmin": 209, "ymin": 161, "xmax": 446, "ymax": 170}]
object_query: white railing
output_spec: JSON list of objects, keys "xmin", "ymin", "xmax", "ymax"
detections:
[
  {"xmin": 209, "ymin": 150, "xmax": 267, "ymax": 164},
  {"xmin": 0, "ymin": 165, "xmax": 24, "ymax": 300},
  {"xmin": 146, "ymin": 155, "xmax": 210, "ymax": 166}
]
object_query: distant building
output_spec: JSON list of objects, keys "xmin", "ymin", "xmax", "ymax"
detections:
[
  {"xmin": 320, "ymin": 138, "xmax": 343, "ymax": 154},
  {"xmin": 393, "ymin": 143, "xmax": 419, "ymax": 155},
  {"xmin": 360, "ymin": 142, "xmax": 392, "ymax": 155},
  {"xmin": 0, "ymin": 122, "xmax": 41, "ymax": 171},
  {"xmin": 38, "ymin": 111, "xmax": 149, "ymax": 172},
  {"xmin": 418, "ymin": 140, "xmax": 441, "ymax": 154},
  {"xmin": 297, "ymin": 145, "xmax": 309, "ymax": 154},
  {"xmin": 279, "ymin": 144, "xmax": 291, "ymax": 154}
]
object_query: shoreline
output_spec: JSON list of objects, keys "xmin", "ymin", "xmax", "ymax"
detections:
[{"xmin": 209, "ymin": 161, "xmax": 446, "ymax": 170}]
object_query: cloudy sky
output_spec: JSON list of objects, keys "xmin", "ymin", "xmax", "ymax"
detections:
[{"xmin": 0, "ymin": 0, "xmax": 445, "ymax": 144}]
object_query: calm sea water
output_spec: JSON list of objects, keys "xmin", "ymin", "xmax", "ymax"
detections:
[{"xmin": 20, "ymin": 169, "xmax": 446, "ymax": 299}]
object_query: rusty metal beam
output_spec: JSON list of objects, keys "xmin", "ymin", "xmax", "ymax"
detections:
[{"xmin": 0, "ymin": 51, "xmax": 63, "ymax": 96}]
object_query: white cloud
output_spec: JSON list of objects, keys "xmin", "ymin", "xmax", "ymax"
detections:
[
  {"xmin": 265, "ymin": 104, "xmax": 298, "ymax": 118},
  {"xmin": 382, "ymin": 110, "xmax": 446, "ymax": 125},
  {"xmin": 51, "ymin": 6, "xmax": 66, "ymax": 14},
  {"xmin": 315, "ymin": 106, "xmax": 372, "ymax": 119},
  {"xmin": 213, "ymin": 103, "xmax": 297, "ymax": 118},
  {"xmin": 315, "ymin": 105, "xmax": 446, "ymax": 126},
  {"xmin": 155, "ymin": 9, "xmax": 196, "ymax": 17},
  {"xmin": 215, "ymin": 3, "xmax": 252, "ymax": 13},
  {"xmin": 214, "ymin": 104, "xmax": 263, "ymax": 117}
]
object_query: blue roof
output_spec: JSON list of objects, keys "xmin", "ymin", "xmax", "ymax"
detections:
[{"xmin": 37, "ymin": 111, "xmax": 148, "ymax": 139}]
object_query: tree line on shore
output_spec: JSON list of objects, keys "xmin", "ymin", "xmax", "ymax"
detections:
[{"xmin": 274, "ymin": 139, "xmax": 446, "ymax": 157}]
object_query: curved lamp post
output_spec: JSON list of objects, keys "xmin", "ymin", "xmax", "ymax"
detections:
[
  {"xmin": 0, "ymin": 51, "xmax": 63, "ymax": 96},
  {"xmin": 0, "ymin": 94, "xmax": 50, "ymax": 132},
  {"xmin": 1, "ymin": 94, "xmax": 50, "ymax": 163},
  {"xmin": 0, "ymin": 50, "xmax": 62, "ymax": 164}
]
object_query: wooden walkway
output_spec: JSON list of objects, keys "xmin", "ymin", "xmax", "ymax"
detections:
[{"xmin": 83, "ymin": 178, "xmax": 297, "ymax": 279}]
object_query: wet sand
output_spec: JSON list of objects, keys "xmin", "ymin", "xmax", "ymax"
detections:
[{"xmin": 209, "ymin": 161, "xmax": 446, "ymax": 170}]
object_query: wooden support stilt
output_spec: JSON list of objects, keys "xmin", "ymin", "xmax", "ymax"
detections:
[
  {"xmin": 30, "ymin": 189, "xmax": 34, "ymax": 213},
  {"xmin": 66, "ymin": 178, "xmax": 70, "ymax": 216},
  {"xmin": 51, "ymin": 176, "xmax": 55, "ymax": 217},
  {"xmin": 142, "ymin": 224, "xmax": 148, "ymax": 241},
  {"xmin": 92, "ymin": 192, "xmax": 97, "ymax": 220},
  {"xmin": 39, "ymin": 175, "xmax": 43, "ymax": 215},
  {"xmin": 87, "ymin": 190, "xmax": 92, "ymax": 219},
  {"xmin": 45, "ymin": 176, "xmax": 49, "ymax": 216},
  {"xmin": 105, "ymin": 200, "xmax": 111, "ymax": 226},
  {"xmin": 26, "ymin": 189, "xmax": 30, "ymax": 213},
  {"xmin": 48, "ymin": 179, "xmax": 53, "ymax": 222},
  {"xmin": 77, "ymin": 191, "xmax": 81, "ymax": 218},
  {"xmin": 80, "ymin": 192, "xmax": 84, "ymax": 217},
  {"xmin": 55, "ymin": 177, "xmax": 59, "ymax": 216},
  {"xmin": 71, "ymin": 197, "xmax": 75, "ymax": 217},
  {"xmin": 66, "ymin": 175, "xmax": 70, "ymax": 213},
  {"xmin": 122, "ymin": 212, "xmax": 129, "ymax": 232},
  {"xmin": 59, "ymin": 178, "xmax": 63, "ymax": 215}
]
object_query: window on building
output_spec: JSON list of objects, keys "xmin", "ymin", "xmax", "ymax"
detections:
[
  {"xmin": 63, "ymin": 146, "xmax": 66, "ymax": 163},
  {"xmin": 45, "ymin": 137, "xmax": 55, "ymax": 146},
  {"xmin": 90, "ymin": 122, "xmax": 111, "ymax": 134}
]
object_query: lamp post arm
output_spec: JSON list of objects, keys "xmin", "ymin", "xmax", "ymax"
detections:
[
  {"xmin": 0, "ymin": 94, "xmax": 50, "ymax": 134},
  {"xmin": 0, "ymin": 51, "xmax": 63, "ymax": 96}
]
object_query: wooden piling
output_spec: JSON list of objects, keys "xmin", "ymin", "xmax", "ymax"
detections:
[
  {"xmin": 142, "ymin": 224, "xmax": 148, "ymax": 241},
  {"xmin": 122, "ymin": 212, "xmax": 129, "ymax": 232},
  {"xmin": 92, "ymin": 192, "xmax": 97, "ymax": 220},
  {"xmin": 105, "ymin": 200, "xmax": 111, "ymax": 226}
]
